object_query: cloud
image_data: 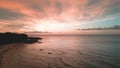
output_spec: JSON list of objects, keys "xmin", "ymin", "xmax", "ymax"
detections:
[
  {"xmin": 0, "ymin": 0, "xmax": 120, "ymax": 32},
  {"xmin": 0, "ymin": 0, "xmax": 118, "ymax": 21},
  {"xmin": 105, "ymin": 0, "xmax": 120, "ymax": 16},
  {"xmin": 76, "ymin": 25, "xmax": 120, "ymax": 30},
  {"xmin": 0, "ymin": 8, "xmax": 26, "ymax": 20}
]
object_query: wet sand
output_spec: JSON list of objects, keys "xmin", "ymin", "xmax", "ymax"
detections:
[{"xmin": 0, "ymin": 36, "xmax": 120, "ymax": 68}]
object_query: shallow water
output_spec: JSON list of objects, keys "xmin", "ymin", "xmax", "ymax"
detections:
[{"xmin": 1, "ymin": 36, "xmax": 120, "ymax": 68}]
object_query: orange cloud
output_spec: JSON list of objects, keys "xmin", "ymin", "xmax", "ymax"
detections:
[{"xmin": 0, "ymin": 0, "xmax": 119, "ymax": 32}]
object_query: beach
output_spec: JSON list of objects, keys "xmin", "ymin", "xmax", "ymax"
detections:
[{"xmin": 0, "ymin": 35, "xmax": 120, "ymax": 68}]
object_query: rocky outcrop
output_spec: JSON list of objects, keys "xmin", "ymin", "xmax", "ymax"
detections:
[{"xmin": 0, "ymin": 32, "xmax": 42, "ymax": 45}]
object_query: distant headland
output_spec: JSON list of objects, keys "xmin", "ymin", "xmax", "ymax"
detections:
[{"xmin": 0, "ymin": 32, "xmax": 42, "ymax": 45}]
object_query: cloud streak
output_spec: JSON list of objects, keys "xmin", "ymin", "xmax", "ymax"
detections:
[
  {"xmin": 0, "ymin": 0, "xmax": 120, "ymax": 32},
  {"xmin": 76, "ymin": 25, "xmax": 120, "ymax": 30}
]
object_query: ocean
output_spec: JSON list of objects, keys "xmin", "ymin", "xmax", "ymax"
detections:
[{"xmin": 1, "ymin": 35, "xmax": 120, "ymax": 68}]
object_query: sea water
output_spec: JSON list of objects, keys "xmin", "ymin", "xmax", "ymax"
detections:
[{"xmin": 1, "ymin": 35, "xmax": 120, "ymax": 68}]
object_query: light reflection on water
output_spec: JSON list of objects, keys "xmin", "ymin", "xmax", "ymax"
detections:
[{"xmin": 1, "ymin": 36, "xmax": 120, "ymax": 68}]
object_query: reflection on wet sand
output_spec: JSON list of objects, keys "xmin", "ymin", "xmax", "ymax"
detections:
[{"xmin": 0, "ymin": 36, "xmax": 120, "ymax": 68}]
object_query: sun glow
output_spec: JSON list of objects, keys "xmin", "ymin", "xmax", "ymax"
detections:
[
  {"xmin": 33, "ymin": 21, "xmax": 68, "ymax": 32},
  {"xmin": 32, "ymin": 20, "xmax": 83, "ymax": 32}
]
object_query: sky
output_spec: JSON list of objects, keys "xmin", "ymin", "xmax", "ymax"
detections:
[{"xmin": 0, "ymin": 0, "xmax": 120, "ymax": 34}]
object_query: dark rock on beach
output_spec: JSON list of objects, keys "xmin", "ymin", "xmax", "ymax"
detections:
[
  {"xmin": 0, "ymin": 32, "xmax": 42, "ymax": 45},
  {"xmin": 24, "ymin": 37, "xmax": 42, "ymax": 44}
]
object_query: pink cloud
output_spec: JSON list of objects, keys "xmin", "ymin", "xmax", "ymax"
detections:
[{"xmin": 0, "ymin": 0, "xmax": 119, "ymax": 32}]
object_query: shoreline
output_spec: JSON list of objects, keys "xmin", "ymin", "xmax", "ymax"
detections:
[
  {"xmin": 0, "ymin": 44, "xmax": 16, "ymax": 67},
  {"xmin": 0, "ymin": 32, "xmax": 42, "ymax": 45},
  {"xmin": 0, "ymin": 32, "xmax": 42, "ymax": 67}
]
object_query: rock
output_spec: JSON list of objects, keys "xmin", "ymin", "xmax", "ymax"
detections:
[
  {"xmin": 0, "ymin": 32, "xmax": 42, "ymax": 45},
  {"xmin": 48, "ymin": 52, "xmax": 52, "ymax": 54}
]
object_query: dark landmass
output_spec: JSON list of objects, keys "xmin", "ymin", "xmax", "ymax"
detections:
[
  {"xmin": 77, "ymin": 25, "xmax": 120, "ymax": 30},
  {"xmin": 0, "ymin": 32, "xmax": 42, "ymax": 67},
  {"xmin": 0, "ymin": 32, "xmax": 42, "ymax": 45}
]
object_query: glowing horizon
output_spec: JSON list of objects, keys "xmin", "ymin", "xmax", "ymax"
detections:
[{"xmin": 0, "ymin": 0, "xmax": 120, "ymax": 33}]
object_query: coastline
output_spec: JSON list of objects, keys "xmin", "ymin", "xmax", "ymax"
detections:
[
  {"xmin": 0, "ymin": 32, "xmax": 42, "ymax": 67},
  {"xmin": 0, "ymin": 44, "xmax": 16, "ymax": 67}
]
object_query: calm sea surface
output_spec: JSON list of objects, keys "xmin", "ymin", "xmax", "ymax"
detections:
[{"xmin": 1, "ymin": 35, "xmax": 120, "ymax": 68}]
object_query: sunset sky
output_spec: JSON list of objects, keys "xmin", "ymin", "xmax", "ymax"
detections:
[{"xmin": 0, "ymin": 0, "xmax": 120, "ymax": 34}]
